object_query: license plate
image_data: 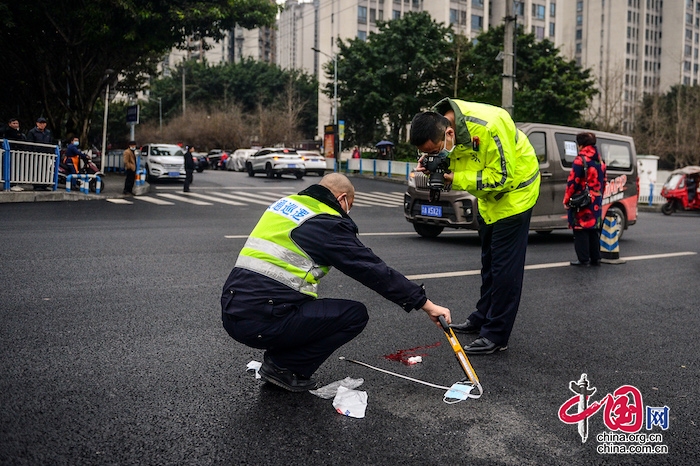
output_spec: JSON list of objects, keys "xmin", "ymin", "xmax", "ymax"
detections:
[
  {"xmin": 421, "ymin": 205, "xmax": 442, "ymax": 217},
  {"xmin": 288, "ymin": 164, "xmax": 296, "ymax": 168},
  {"xmin": 168, "ymin": 172, "xmax": 179, "ymax": 177}
]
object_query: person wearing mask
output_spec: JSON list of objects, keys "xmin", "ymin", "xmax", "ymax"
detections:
[
  {"xmin": 563, "ymin": 132, "xmax": 607, "ymax": 266},
  {"xmin": 183, "ymin": 145, "xmax": 195, "ymax": 192},
  {"xmin": 221, "ymin": 173, "xmax": 451, "ymax": 392},
  {"xmin": 123, "ymin": 141, "xmax": 137, "ymax": 195},
  {"xmin": 64, "ymin": 137, "xmax": 89, "ymax": 174},
  {"xmin": 410, "ymin": 98, "xmax": 540, "ymax": 355}
]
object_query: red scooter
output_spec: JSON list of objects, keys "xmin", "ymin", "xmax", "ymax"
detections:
[{"xmin": 660, "ymin": 166, "xmax": 700, "ymax": 215}]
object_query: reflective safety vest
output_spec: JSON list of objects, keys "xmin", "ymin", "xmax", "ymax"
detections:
[
  {"xmin": 433, "ymin": 98, "xmax": 540, "ymax": 224},
  {"xmin": 234, "ymin": 195, "xmax": 341, "ymax": 297}
]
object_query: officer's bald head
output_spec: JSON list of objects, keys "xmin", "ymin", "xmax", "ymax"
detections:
[{"xmin": 319, "ymin": 173, "xmax": 355, "ymax": 199}]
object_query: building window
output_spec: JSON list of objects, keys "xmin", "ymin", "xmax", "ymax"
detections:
[
  {"xmin": 533, "ymin": 26, "xmax": 545, "ymax": 39},
  {"xmin": 472, "ymin": 15, "xmax": 483, "ymax": 30},
  {"xmin": 576, "ymin": 42, "xmax": 582, "ymax": 53},
  {"xmin": 472, "ymin": 0, "xmax": 484, "ymax": 7},
  {"xmin": 685, "ymin": 60, "xmax": 692, "ymax": 71},
  {"xmin": 370, "ymin": 8, "xmax": 376, "ymax": 23},
  {"xmin": 358, "ymin": 6, "xmax": 367, "ymax": 24},
  {"xmin": 549, "ymin": 22, "xmax": 555, "ymax": 36},
  {"xmin": 514, "ymin": 1, "xmax": 524, "ymax": 16},
  {"xmin": 450, "ymin": 9, "xmax": 458, "ymax": 25},
  {"xmin": 532, "ymin": 4, "xmax": 545, "ymax": 20},
  {"xmin": 576, "ymin": 29, "xmax": 582, "ymax": 40},
  {"xmin": 358, "ymin": 30, "xmax": 367, "ymax": 41},
  {"xmin": 550, "ymin": 2, "xmax": 556, "ymax": 17},
  {"xmin": 687, "ymin": 13, "xmax": 693, "ymax": 24},
  {"xmin": 393, "ymin": 10, "xmax": 400, "ymax": 19},
  {"xmin": 577, "ymin": 15, "xmax": 583, "ymax": 26},
  {"xmin": 686, "ymin": 44, "xmax": 692, "ymax": 56},
  {"xmin": 577, "ymin": 1, "xmax": 583, "ymax": 12}
]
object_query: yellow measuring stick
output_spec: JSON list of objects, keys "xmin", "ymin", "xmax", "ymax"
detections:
[{"xmin": 439, "ymin": 316, "xmax": 480, "ymax": 386}]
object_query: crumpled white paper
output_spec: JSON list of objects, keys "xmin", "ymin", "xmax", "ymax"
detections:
[
  {"xmin": 332, "ymin": 386, "xmax": 368, "ymax": 418},
  {"xmin": 309, "ymin": 376, "xmax": 364, "ymax": 399},
  {"xmin": 246, "ymin": 360, "xmax": 262, "ymax": 379}
]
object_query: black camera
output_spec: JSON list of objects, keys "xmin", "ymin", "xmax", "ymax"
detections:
[{"xmin": 420, "ymin": 152, "xmax": 451, "ymax": 202}]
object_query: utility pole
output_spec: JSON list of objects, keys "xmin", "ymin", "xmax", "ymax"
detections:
[{"xmin": 502, "ymin": 1, "xmax": 516, "ymax": 116}]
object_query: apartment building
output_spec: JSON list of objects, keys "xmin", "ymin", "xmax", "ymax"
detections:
[{"xmin": 279, "ymin": 0, "xmax": 562, "ymax": 140}]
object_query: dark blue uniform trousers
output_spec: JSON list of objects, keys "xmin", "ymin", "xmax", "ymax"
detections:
[
  {"xmin": 469, "ymin": 207, "xmax": 533, "ymax": 347},
  {"xmin": 222, "ymin": 298, "xmax": 369, "ymax": 378}
]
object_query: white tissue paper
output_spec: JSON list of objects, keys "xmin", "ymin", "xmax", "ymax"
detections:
[
  {"xmin": 309, "ymin": 377, "xmax": 364, "ymax": 399},
  {"xmin": 246, "ymin": 360, "xmax": 262, "ymax": 379},
  {"xmin": 332, "ymin": 386, "xmax": 368, "ymax": 418}
]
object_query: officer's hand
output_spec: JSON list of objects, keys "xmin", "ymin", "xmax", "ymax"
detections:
[
  {"xmin": 415, "ymin": 155, "xmax": 427, "ymax": 173},
  {"xmin": 443, "ymin": 172, "xmax": 454, "ymax": 183},
  {"xmin": 421, "ymin": 299, "xmax": 451, "ymax": 328}
]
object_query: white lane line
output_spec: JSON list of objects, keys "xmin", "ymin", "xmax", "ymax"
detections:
[
  {"xmin": 405, "ymin": 251, "xmax": 697, "ymax": 280},
  {"xmin": 358, "ymin": 192, "xmax": 403, "ymax": 202},
  {"xmin": 224, "ymin": 230, "xmax": 476, "ymax": 240},
  {"xmin": 182, "ymin": 192, "xmax": 245, "ymax": 205},
  {"xmin": 135, "ymin": 196, "xmax": 175, "ymax": 205},
  {"xmin": 106, "ymin": 198, "xmax": 133, "ymax": 204},
  {"xmin": 157, "ymin": 193, "xmax": 212, "ymax": 205},
  {"xmin": 216, "ymin": 192, "xmax": 277, "ymax": 206}
]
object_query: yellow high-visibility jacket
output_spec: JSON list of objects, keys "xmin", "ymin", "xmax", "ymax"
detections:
[{"xmin": 433, "ymin": 98, "xmax": 540, "ymax": 225}]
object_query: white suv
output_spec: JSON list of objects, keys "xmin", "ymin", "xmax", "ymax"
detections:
[
  {"xmin": 139, "ymin": 144, "xmax": 185, "ymax": 182},
  {"xmin": 246, "ymin": 148, "xmax": 305, "ymax": 179}
]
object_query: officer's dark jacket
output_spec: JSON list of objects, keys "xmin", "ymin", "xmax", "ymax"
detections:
[{"xmin": 222, "ymin": 184, "xmax": 427, "ymax": 320}]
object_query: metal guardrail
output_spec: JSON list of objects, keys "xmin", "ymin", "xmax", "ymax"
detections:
[
  {"xmin": 2, "ymin": 139, "xmax": 60, "ymax": 191},
  {"xmin": 342, "ymin": 158, "xmax": 418, "ymax": 180}
]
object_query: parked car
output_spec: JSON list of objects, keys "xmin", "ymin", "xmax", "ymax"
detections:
[
  {"xmin": 226, "ymin": 148, "xmax": 258, "ymax": 171},
  {"xmin": 297, "ymin": 150, "xmax": 327, "ymax": 176},
  {"xmin": 139, "ymin": 144, "xmax": 185, "ymax": 182},
  {"xmin": 207, "ymin": 149, "xmax": 229, "ymax": 170},
  {"xmin": 193, "ymin": 152, "xmax": 209, "ymax": 172},
  {"xmin": 246, "ymin": 148, "xmax": 305, "ymax": 179}
]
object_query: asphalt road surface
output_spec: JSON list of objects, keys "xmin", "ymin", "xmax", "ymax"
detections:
[{"xmin": 1, "ymin": 172, "xmax": 698, "ymax": 465}]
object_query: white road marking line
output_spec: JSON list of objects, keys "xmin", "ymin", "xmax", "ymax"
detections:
[
  {"xmin": 216, "ymin": 192, "xmax": 278, "ymax": 206},
  {"xmin": 106, "ymin": 198, "xmax": 133, "ymax": 204},
  {"xmin": 405, "ymin": 251, "xmax": 697, "ymax": 280},
  {"xmin": 157, "ymin": 193, "xmax": 212, "ymax": 205},
  {"xmin": 182, "ymin": 192, "xmax": 245, "ymax": 205},
  {"xmin": 135, "ymin": 196, "xmax": 175, "ymax": 205}
]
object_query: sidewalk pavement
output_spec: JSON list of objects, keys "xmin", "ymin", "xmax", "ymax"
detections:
[{"xmin": 0, "ymin": 172, "xmax": 149, "ymax": 204}]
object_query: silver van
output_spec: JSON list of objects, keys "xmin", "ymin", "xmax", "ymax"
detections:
[{"xmin": 404, "ymin": 123, "xmax": 639, "ymax": 238}]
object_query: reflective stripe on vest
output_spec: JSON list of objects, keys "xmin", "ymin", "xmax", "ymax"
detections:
[{"xmin": 235, "ymin": 195, "xmax": 340, "ymax": 297}]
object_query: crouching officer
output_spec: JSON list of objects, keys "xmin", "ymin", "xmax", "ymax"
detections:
[{"xmin": 221, "ymin": 173, "xmax": 451, "ymax": 392}]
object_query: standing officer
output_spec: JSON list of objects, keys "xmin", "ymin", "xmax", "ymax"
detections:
[
  {"xmin": 221, "ymin": 173, "xmax": 451, "ymax": 392},
  {"xmin": 410, "ymin": 98, "xmax": 540, "ymax": 355},
  {"xmin": 183, "ymin": 145, "xmax": 195, "ymax": 192}
]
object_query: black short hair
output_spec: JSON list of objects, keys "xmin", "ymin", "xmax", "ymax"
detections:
[
  {"xmin": 409, "ymin": 111, "xmax": 451, "ymax": 146},
  {"xmin": 576, "ymin": 132, "xmax": 596, "ymax": 147}
]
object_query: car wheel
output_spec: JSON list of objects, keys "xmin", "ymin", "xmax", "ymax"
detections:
[
  {"xmin": 316, "ymin": 170, "xmax": 325, "ymax": 176},
  {"xmin": 605, "ymin": 206, "xmax": 627, "ymax": 240},
  {"xmin": 196, "ymin": 167, "xmax": 204, "ymax": 173},
  {"xmin": 266, "ymin": 164, "xmax": 274, "ymax": 179},
  {"xmin": 413, "ymin": 223, "xmax": 444, "ymax": 238},
  {"xmin": 295, "ymin": 172, "xmax": 304, "ymax": 180},
  {"xmin": 89, "ymin": 177, "xmax": 103, "ymax": 193},
  {"xmin": 146, "ymin": 166, "xmax": 155, "ymax": 183},
  {"xmin": 247, "ymin": 163, "xmax": 255, "ymax": 177}
]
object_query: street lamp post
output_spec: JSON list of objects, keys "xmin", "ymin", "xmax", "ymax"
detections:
[
  {"xmin": 158, "ymin": 97, "xmax": 163, "ymax": 134},
  {"xmin": 100, "ymin": 69, "xmax": 114, "ymax": 174},
  {"xmin": 312, "ymin": 47, "xmax": 338, "ymax": 172}
]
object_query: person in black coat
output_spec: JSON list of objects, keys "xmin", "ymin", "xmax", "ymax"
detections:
[
  {"xmin": 183, "ymin": 145, "xmax": 195, "ymax": 192},
  {"xmin": 4, "ymin": 118, "xmax": 26, "ymax": 141},
  {"xmin": 26, "ymin": 117, "xmax": 53, "ymax": 145}
]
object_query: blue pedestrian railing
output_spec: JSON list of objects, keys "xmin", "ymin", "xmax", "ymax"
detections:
[
  {"xmin": 2, "ymin": 139, "xmax": 60, "ymax": 191},
  {"xmin": 341, "ymin": 158, "xmax": 418, "ymax": 181}
]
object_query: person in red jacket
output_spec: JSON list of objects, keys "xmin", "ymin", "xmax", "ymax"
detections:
[{"xmin": 563, "ymin": 132, "xmax": 607, "ymax": 266}]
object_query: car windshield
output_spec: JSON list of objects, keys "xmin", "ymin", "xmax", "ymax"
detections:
[
  {"xmin": 153, "ymin": 147, "xmax": 183, "ymax": 156},
  {"xmin": 664, "ymin": 173, "xmax": 684, "ymax": 190}
]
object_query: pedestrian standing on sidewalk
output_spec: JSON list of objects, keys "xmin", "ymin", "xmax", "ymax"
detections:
[
  {"xmin": 184, "ymin": 145, "xmax": 195, "ymax": 192},
  {"xmin": 123, "ymin": 141, "xmax": 137, "ymax": 195}
]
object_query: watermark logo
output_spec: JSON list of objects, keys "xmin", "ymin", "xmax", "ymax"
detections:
[{"xmin": 558, "ymin": 373, "xmax": 669, "ymax": 454}]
